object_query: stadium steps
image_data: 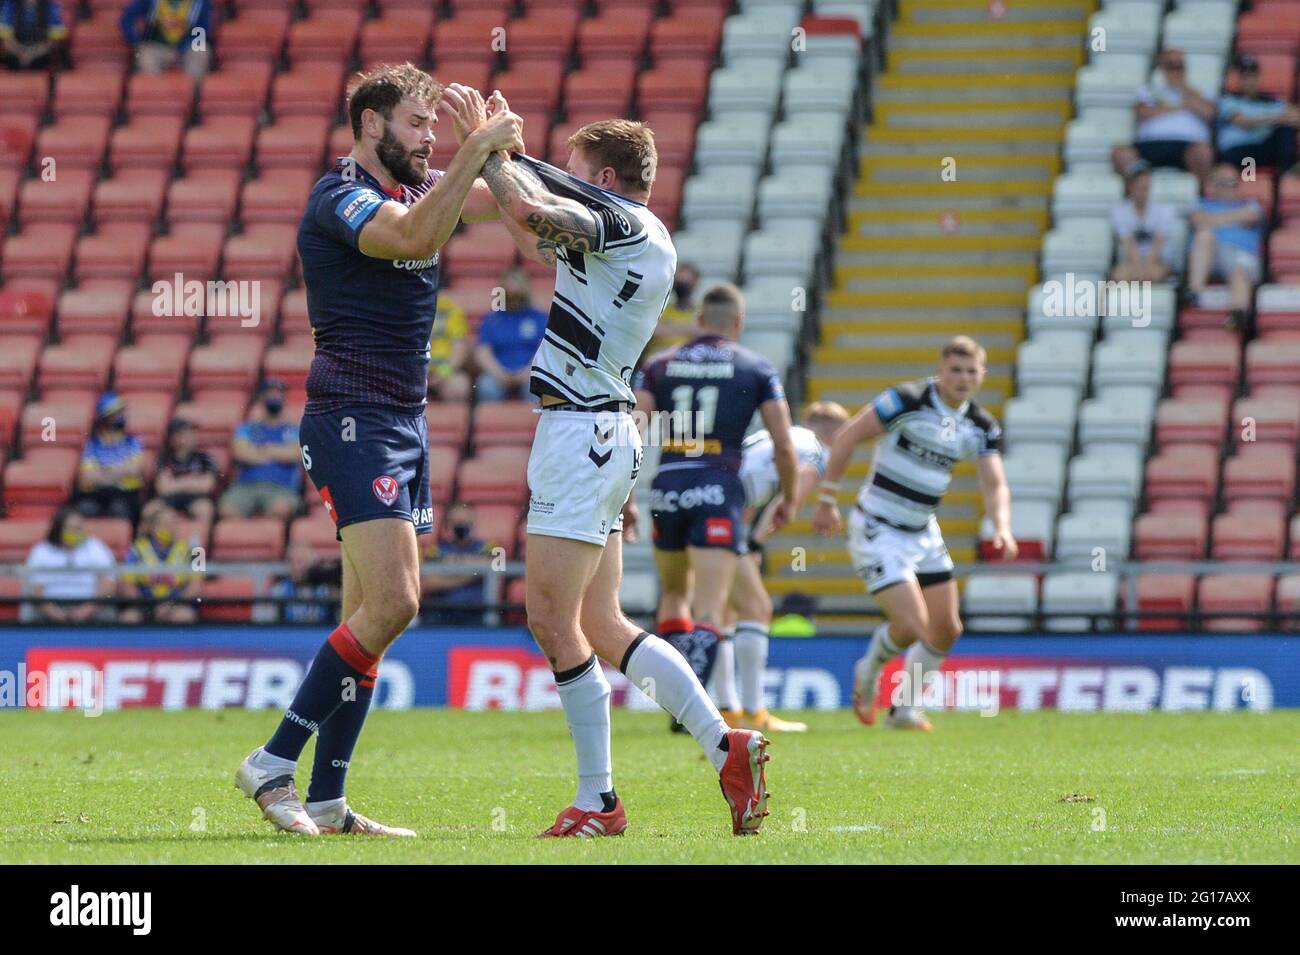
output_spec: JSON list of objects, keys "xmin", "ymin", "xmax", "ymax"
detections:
[{"xmin": 763, "ymin": 0, "xmax": 1092, "ymax": 608}]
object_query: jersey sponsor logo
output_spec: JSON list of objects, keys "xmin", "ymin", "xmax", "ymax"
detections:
[
  {"xmin": 372, "ymin": 476, "xmax": 400, "ymax": 507},
  {"xmin": 337, "ymin": 189, "xmax": 382, "ymax": 227},
  {"xmin": 875, "ymin": 389, "xmax": 903, "ymax": 420},
  {"xmin": 651, "ymin": 483, "xmax": 726, "ymax": 512},
  {"xmin": 410, "ymin": 506, "xmax": 434, "ymax": 525},
  {"xmin": 665, "ymin": 361, "xmax": 735, "ymax": 379},
  {"xmin": 705, "ymin": 517, "xmax": 734, "ymax": 545},
  {"xmin": 392, "ymin": 253, "xmax": 438, "ymax": 271}
]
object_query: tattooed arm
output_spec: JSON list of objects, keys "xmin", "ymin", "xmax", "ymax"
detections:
[{"xmin": 479, "ymin": 152, "xmax": 603, "ymax": 253}]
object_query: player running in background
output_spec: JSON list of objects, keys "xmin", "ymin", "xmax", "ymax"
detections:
[
  {"xmin": 630, "ymin": 283, "xmax": 800, "ymax": 732},
  {"xmin": 709, "ymin": 400, "xmax": 850, "ymax": 733},
  {"xmin": 471, "ymin": 110, "xmax": 773, "ymax": 837},
  {"xmin": 235, "ymin": 65, "xmax": 523, "ymax": 836},
  {"xmin": 812, "ymin": 337, "xmax": 1017, "ymax": 731}
]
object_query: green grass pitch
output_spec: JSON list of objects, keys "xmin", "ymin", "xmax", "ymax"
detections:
[{"xmin": 1, "ymin": 708, "xmax": 1296, "ymax": 864}]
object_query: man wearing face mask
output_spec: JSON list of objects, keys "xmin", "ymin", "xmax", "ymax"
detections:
[
  {"xmin": 73, "ymin": 393, "xmax": 146, "ymax": 525},
  {"xmin": 642, "ymin": 261, "xmax": 701, "ymax": 362},
  {"xmin": 219, "ymin": 380, "xmax": 302, "ymax": 520},
  {"xmin": 419, "ymin": 501, "xmax": 493, "ymax": 624}
]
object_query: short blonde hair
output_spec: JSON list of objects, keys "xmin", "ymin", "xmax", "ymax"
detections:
[
  {"xmin": 941, "ymin": 335, "xmax": 986, "ymax": 365},
  {"xmin": 567, "ymin": 119, "xmax": 658, "ymax": 191},
  {"xmin": 803, "ymin": 401, "xmax": 849, "ymax": 428}
]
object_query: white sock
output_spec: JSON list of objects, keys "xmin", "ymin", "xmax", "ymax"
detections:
[
  {"xmin": 710, "ymin": 635, "xmax": 740, "ymax": 711},
  {"xmin": 625, "ymin": 634, "xmax": 729, "ymax": 772},
  {"xmin": 249, "ymin": 746, "xmax": 296, "ymax": 778},
  {"xmin": 555, "ymin": 656, "xmax": 613, "ymax": 811},
  {"xmin": 733, "ymin": 621, "xmax": 769, "ymax": 714},
  {"xmin": 902, "ymin": 640, "xmax": 946, "ymax": 712},
  {"xmin": 305, "ymin": 797, "xmax": 345, "ymax": 822}
]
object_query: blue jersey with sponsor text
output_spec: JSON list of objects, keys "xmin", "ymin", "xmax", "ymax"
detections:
[
  {"xmin": 634, "ymin": 334, "xmax": 785, "ymax": 472},
  {"xmin": 298, "ymin": 158, "xmax": 442, "ymax": 416}
]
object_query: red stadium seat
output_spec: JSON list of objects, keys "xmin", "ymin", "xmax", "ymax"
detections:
[
  {"xmin": 52, "ymin": 67, "xmax": 124, "ymax": 117},
  {"xmin": 256, "ymin": 116, "xmax": 332, "ymax": 171},
  {"xmin": 359, "ymin": 13, "xmax": 435, "ymax": 67},
  {"xmin": 472, "ymin": 503, "xmax": 522, "ymax": 557},
  {"xmin": 37, "ymin": 335, "xmax": 116, "ymax": 394},
  {"xmin": 494, "ymin": 63, "xmax": 565, "ymax": 114},
  {"xmin": 0, "ymin": 72, "xmax": 49, "ymax": 114},
  {"xmin": 1233, "ymin": 395, "xmax": 1300, "ymax": 446},
  {"xmin": 1268, "ymin": 230, "xmax": 1300, "ymax": 278},
  {"xmin": 17, "ymin": 170, "xmax": 94, "ymax": 226},
  {"xmin": 287, "ymin": 9, "xmax": 363, "ymax": 66},
  {"xmin": 425, "ymin": 402, "xmax": 471, "ymax": 449},
  {"xmin": 578, "ymin": 9, "xmax": 653, "ymax": 62},
  {"xmin": 109, "ymin": 115, "xmax": 185, "ymax": 171},
  {"xmin": 1211, "ymin": 511, "xmax": 1285, "ymax": 561},
  {"xmin": 73, "ymin": 224, "xmax": 149, "ymax": 283},
  {"xmin": 433, "ymin": 12, "xmax": 507, "ymax": 64},
  {"xmin": 20, "ymin": 394, "xmax": 94, "ymax": 451},
  {"xmin": 222, "ymin": 225, "xmax": 299, "ymax": 281},
  {"xmin": 1135, "ymin": 573, "xmax": 1195, "ymax": 632},
  {"xmin": 199, "ymin": 576, "xmax": 258, "ymax": 623},
  {"xmin": 456, "ymin": 453, "xmax": 529, "ymax": 505},
  {"xmin": 3, "ymin": 224, "xmax": 77, "ymax": 282},
  {"xmin": 279, "ymin": 289, "xmax": 312, "ymax": 341},
  {"xmin": 474, "ymin": 401, "xmax": 539, "ymax": 447},
  {"xmin": 68, "ymin": 13, "xmax": 129, "ymax": 67},
  {"xmin": 1168, "ymin": 338, "xmax": 1241, "ymax": 390},
  {"xmin": 1143, "ymin": 443, "xmax": 1219, "ymax": 504},
  {"xmin": 0, "ymin": 518, "xmax": 50, "ymax": 562},
  {"xmin": 147, "ymin": 223, "xmax": 226, "ymax": 283},
  {"xmin": 1154, "ymin": 396, "xmax": 1229, "ymax": 446},
  {"xmin": 0, "ymin": 283, "xmax": 53, "ymax": 337},
  {"xmin": 0, "ymin": 336, "xmax": 42, "ymax": 394},
  {"xmin": 427, "ymin": 446, "xmax": 459, "ymax": 504},
  {"xmin": 1235, "ymin": 10, "xmax": 1300, "ymax": 56},
  {"xmin": 1245, "ymin": 338, "xmax": 1300, "ymax": 388},
  {"xmin": 564, "ymin": 63, "xmax": 638, "ymax": 115},
  {"xmin": 183, "ymin": 115, "xmax": 259, "ymax": 173},
  {"xmin": 216, "ymin": 10, "xmax": 291, "ymax": 65},
  {"xmin": 1133, "ymin": 512, "xmax": 1207, "ymax": 561},
  {"xmin": 80, "ymin": 517, "xmax": 133, "ymax": 560},
  {"xmin": 650, "ymin": 8, "xmax": 727, "ymax": 61},
  {"xmin": 1276, "ymin": 574, "xmax": 1300, "ymax": 628},
  {"xmin": 506, "ymin": 10, "xmax": 581, "ymax": 63},
  {"xmin": 115, "ymin": 337, "xmax": 191, "ymax": 393},
  {"xmin": 431, "ymin": 58, "xmax": 493, "ymax": 100},
  {"xmin": 638, "ymin": 62, "xmax": 712, "ymax": 113},
  {"xmin": 1222, "ymin": 443, "xmax": 1296, "ymax": 501},
  {"xmin": 3, "ymin": 448, "xmax": 80, "ymax": 510},
  {"xmin": 271, "ymin": 65, "xmax": 347, "ymax": 121},
  {"xmin": 57, "ymin": 283, "xmax": 132, "ymax": 336},
  {"xmin": 188, "ymin": 338, "xmax": 268, "ymax": 393},
  {"xmin": 118, "ymin": 391, "xmax": 175, "ymax": 453},
  {"xmin": 166, "ymin": 171, "xmax": 242, "ymax": 225},
  {"xmin": 262, "ymin": 343, "xmax": 313, "ymax": 391},
  {"xmin": 240, "ymin": 170, "xmax": 317, "ymax": 225},
  {"xmin": 290, "ymin": 511, "xmax": 339, "ymax": 561},
  {"xmin": 125, "ymin": 72, "xmax": 195, "ymax": 120},
  {"xmin": 131, "ymin": 285, "xmax": 199, "ymax": 339},
  {"xmin": 36, "ymin": 115, "xmax": 112, "ymax": 172},
  {"xmin": 171, "ymin": 398, "xmax": 248, "ymax": 448},
  {"xmin": 92, "ymin": 171, "xmax": 167, "ymax": 226},
  {"xmin": 0, "ymin": 112, "xmax": 37, "ymax": 172},
  {"xmin": 1197, "ymin": 573, "xmax": 1275, "ymax": 632},
  {"xmin": 198, "ymin": 61, "xmax": 275, "ymax": 119},
  {"xmin": 213, "ymin": 517, "xmax": 288, "ymax": 562},
  {"xmin": 444, "ymin": 223, "xmax": 519, "ymax": 280}
]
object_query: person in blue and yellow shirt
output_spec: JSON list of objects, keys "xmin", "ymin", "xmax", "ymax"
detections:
[
  {"xmin": 0, "ymin": 0, "xmax": 68, "ymax": 70},
  {"xmin": 119, "ymin": 0, "xmax": 211, "ymax": 80},
  {"xmin": 73, "ymin": 393, "xmax": 147, "ymax": 526},
  {"xmin": 118, "ymin": 501, "xmax": 200, "ymax": 624}
]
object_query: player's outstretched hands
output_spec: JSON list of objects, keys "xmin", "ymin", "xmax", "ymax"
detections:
[
  {"xmin": 441, "ymin": 84, "xmax": 523, "ymax": 155},
  {"xmin": 811, "ymin": 499, "xmax": 842, "ymax": 537}
]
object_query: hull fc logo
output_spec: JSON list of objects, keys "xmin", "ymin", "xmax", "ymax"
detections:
[{"xmin": 372, "ymin": 476, "xmax": 399, "ymax": 507}]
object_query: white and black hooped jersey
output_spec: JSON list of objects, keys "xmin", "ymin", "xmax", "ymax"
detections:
[
  {"xmin": 739, "ymin": 426, "xmax": 829, "ymax": 509},
  {"xmin": 513, "ymin": 154, "xmax": 676, "ymax": 408},
  {"xmin": 859, "ymin": 378, "xmax": 1002, "ymax": 531}
]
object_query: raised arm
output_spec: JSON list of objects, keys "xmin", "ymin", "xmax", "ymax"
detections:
[{"xmin": 811, "ymin": 404, "xmax": 887, "ymax": 536}]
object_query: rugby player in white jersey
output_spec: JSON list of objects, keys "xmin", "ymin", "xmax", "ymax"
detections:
[
  {"xmin": 812, "ymin": 337, "xmax": 1017, "ymax": 731},
  {"xmin": 458, "ymin": 91, "xmax": 771, "ymax": 837},
  {"xmin": 710, "ymin": 401, "xmax": 850, "ymax": 732}
]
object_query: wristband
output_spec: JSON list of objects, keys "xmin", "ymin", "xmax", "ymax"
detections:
[
  {"xmin": 818, "ymin": 480, "xmax": 841, "ymax": 492},
  {"xmin": 817, "ymin": 493, "xmax": 838, "ymax": 506}
]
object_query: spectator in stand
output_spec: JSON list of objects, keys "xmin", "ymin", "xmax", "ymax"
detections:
[
  {"xmin": 23, "ymin": 507, "xmax": 116, "ymax": 624},
  {"xmin": 420, "ymin": 501, "xmax": 495, "ymax": 624},
  {"xmin": 259, "ymin": 542, "xmax": 340, "ymax": 624},
  {"xmin": 1112, "ymin": 48, "xmax": 1215, "ymax": 180},
  {"xmin": 119, "ymin": 0, "xmax": 212, "ymax": 81},
  {"xmin": 0, "ymin": 0, "xmax": 67, "ymax": 70},
  {"xmin": 1110, "ymin": 159, "xmax": 1178, "ymax": 283},
  {"xmin": 219, "ymin": 380, "xmax": 302, "ymax": 520},
  {"xmin": 72, "ymin": 392, "xmax": 146, "ymax": 525},
  {"xmin": 1217, "ymin": 53, "xmax": 1300, "ymax": 177},
  {"xmin": 1187, "ymin": 163, "xmax": 1265, "ymax": 329},
  {"xmin": 428, "ymin": 294, "xmax": 473, "ymax": 402},
  {"xmin": 643, "ymin": 261, "xmax": 701, "ymax": 361},
  {"xmin": 154, "ymin": 418, "xmax": 219, "ymax": 524},
  {"xmin": 474, "ymin": 267, "xmax": 546, "ymax": 402},
  {"xmin": 118, "ymin": 501, "xmax": 199, "ymax": 624}
]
